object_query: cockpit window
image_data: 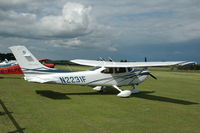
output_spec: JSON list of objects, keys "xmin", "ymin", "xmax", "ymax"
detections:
[
  {"xmin": 101, "ymin": 68, "xmax": 114, "ymax": 74},
  {"xmin": 101, "ymin": 68, "xmax": 129, "ymax": 74},
  {"xmin": 89, "ymin": 66, "xmax": 101, "ymax": 71}
]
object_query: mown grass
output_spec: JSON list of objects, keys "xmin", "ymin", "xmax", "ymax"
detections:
[{"xmin": 0, "ymin": 65, "xmax": 200, "ymax": 133}]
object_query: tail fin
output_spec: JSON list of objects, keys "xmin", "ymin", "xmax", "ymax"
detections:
[{"xmin": 9, "ymin": 46, "xmax": 52, "ymax": 75}]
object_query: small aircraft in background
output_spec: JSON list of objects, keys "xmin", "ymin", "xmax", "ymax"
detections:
[
  {"xmin": 0, "ymin": 59, "xmax": 17, "ymax": 67},
  {"xmin": 0, "ymin": 58, "xmax": 54, "ymax": 74},
  {"xmin": 10, "ymin": 46, "xmax": 184, "ymax": 97}
]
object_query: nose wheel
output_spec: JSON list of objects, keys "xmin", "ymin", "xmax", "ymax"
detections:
[
  {"xmin": 131, "ymin": 88, "xmax": 140, "ymax": 94},
  {"xmin": 131, "ymin": 86, "xmax": 140, "ymax": 94}
]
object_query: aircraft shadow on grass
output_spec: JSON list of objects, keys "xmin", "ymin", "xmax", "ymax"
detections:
[
  {"xmin": 36, "ymin": 90, "xmax": 71, "ymax": 100},
  {"xmin": 35, "ymin": 89, "xmax": 115, "ymax": 100},
  {"xmin": 35, "ymin": 90, "xmax": 198, "ymax": 105},
  {"xmin": 132, "ymin": 91, "xmax": 198, "ymax": 105}
]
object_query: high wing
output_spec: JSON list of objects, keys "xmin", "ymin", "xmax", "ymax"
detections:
[{"xmin": 71, "ymin": 59, "xmax": 185, "ymax": 68}]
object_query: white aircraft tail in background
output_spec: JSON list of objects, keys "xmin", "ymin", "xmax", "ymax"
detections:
[
  {"xmin": 10, "ymin": 45, "xmax": 184, "ymax": 97},
  {"xmin": 9, "ymin": 46, "xmax": 48, "ymax": 70}
]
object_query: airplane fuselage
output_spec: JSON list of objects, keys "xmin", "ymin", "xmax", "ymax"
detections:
[{"xmin": 24, "ymin": 67, "xmax": 149, "ymax": 87}]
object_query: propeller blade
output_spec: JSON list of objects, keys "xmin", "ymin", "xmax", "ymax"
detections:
[{"xmin": 149, "ymin": 73, "xmax": 157, "ymax": 80}]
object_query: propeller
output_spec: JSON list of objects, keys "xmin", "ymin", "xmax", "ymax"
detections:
[
  {"xmin": 139, "ymin": 70, "xmax": 157, "ymax": 80},
  {"xmin": 128, "ymin": 69, "xmax": 157, "ymax": 85},
  {"xmin": 149, "ymin": 73, "xmax": 157, "ymax": 80},
  {"xmin": 128, "ymin": 69, "xmax": 145, "ymax": 85},
  {"xmin": 143, "ymin": 71, "xmax": 157, "ymax": 80}
]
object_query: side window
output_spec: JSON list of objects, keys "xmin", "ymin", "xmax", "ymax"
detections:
[
  {"xmin": 115, "ymin": 68, "xmax": 126, "ymax": 73},
  {"xmin": 102, "ymin": 68, "xmax": 114, "ymax": 74},
  {"xmin": 128, "ymin": 68, "xmax": 132, "ymax": 72}
]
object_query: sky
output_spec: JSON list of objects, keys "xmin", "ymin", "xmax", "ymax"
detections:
[{"xmin": 0, "ymin": 0, "xmax": 200, "ymax": 62}]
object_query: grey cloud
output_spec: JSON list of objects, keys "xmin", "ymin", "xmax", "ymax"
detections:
[
  {"xmin": 0, "ymin": 0, "xmax": 200, "ymax": 62},
  {"xmin": 0, "ymin": 2, "xmax": 92, "ymax": 39},
  {"xmin": 94, "ymin": 0, "xmax": 200, "ymax": 45},
  {"xmin": 0, "ymin": 0, "xmax": 34, "ymax": 10}
]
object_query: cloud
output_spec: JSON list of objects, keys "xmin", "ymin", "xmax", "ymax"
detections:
[
  {"xmin": 0, "ymin": 2, "xmax": 92, "ymax": 39},
  {"xmin": 0, "ymin": 0, "xmax": 200, "ymax": 61},
  {"xmin": 0, "ymin": 0, "xmax": 35, "ymax": 10},
  {"xmin": 49, "ymin": 38, "xmax": 82, "ymax": 48},
  {"xmin": 91, "ymin": 0, "xmax": 200, "ymax": 45},
  {"xmin": 37, "ymin": 2, "xmax": 92, "ymax": 38},
  {"xmin": 0, "ymin": 1, "xmax": 116, "ymax": 52}
]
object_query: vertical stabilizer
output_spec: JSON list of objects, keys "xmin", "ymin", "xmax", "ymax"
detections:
[{"xmin": 9, "ymin": 46, "xmax": 50, "ymax": 75}]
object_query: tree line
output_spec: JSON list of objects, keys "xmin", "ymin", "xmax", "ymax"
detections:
[{"xmin": 0, "ymin": 53, "xmax": 15, "ymax": 62}]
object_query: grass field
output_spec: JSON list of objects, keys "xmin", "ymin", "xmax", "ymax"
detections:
[{"xmin": 0, "ymin": 65, "xmax": 200, "ymax": 133}]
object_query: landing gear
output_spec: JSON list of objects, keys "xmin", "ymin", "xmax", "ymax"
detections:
[
  {"xmin": 93, "ymin": 86, "xmax": 106, "ymax": 93},
  {"xmin": 131, "ymin": 86, "xmax": 140, "ymax": 94},
  {"xmin": 112, "ymin": 85, "xmax": 140, "ymax": 97},
  {"xmin": 113, "ymin": 85, "xmax": 132, "ymax": 97},
  {"xmin": 93, "ymin": 86, "xmax": 103, "ymax": 91},
  {"xmin": 131, "ymin": 88, "xmax": 140, "ymax": 94},
  {"xmin": 93, "ymin": 85, "xmax": 140, "ymax": 97}
]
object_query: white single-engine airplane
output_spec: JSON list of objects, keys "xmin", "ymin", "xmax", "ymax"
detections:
[{"xmin": 10, "ymin": 46, "xmax": 184, "ymax": 97}]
